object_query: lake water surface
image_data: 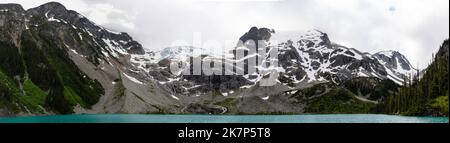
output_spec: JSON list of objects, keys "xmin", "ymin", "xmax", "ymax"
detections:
[{"xmin": 0, "ymin": 114, "xmax": 448, "ymax": 123}]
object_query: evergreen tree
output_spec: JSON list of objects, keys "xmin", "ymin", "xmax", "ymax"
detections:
[{"xmin": 381, "ymin": 39, "xmax": 449, "ymax": 116}]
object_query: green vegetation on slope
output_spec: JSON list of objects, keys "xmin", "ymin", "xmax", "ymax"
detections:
[
  {"xmin": 292, "ymin": 82, "xmax": 376, "ymax": 114},
  {"xmin": 19, "ymin": 29, "xmax": 72, "ymax": 113},
  {"xmin": 304, "ymin": 87, "xmax": 375, "ymax": 114},
  {"xmin": 16, "ymin": 79, "xmax": 48, "ymax": 113},
  {"xmin": 431, "ymin": 96, "xmax": 449, "ymax": 115},
  {"xmin": 1, "ymin": 70, "xmax": 48, "ymax": 114},
  {"xmin": 380, "ymin": 40, "xmax": 449, "ymax": 116},
  {"xmin": 343, "ymin": 77, "xmax": 400, "ymax": 101},
  {"xmin": 0, "ymin": 41, "xmax": 26, "ymax": 79},
  {"xmin": 63, "ymin": 86, "xmax": 86, "ymax": 108},
  {"xmin": 214, "ymin": 98, "xmax": 238, "ymax": 114},
  {"xmin": 1, "ymin": 26, "xmax": 105, "ymax": 114},
  {"xmin": 0, "ymin": 70, "xmax": 21, "ymax": 112}
]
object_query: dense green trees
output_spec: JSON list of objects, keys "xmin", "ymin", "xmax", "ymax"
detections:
[
  {"xmin": 381, "ymin": 40, "xmax": 449, "ymax": 116},
  {"xmin": 0, "ymin": 41, "xmax": 26, "ymax": 79},
  {"xmin": 304, "ymin": 87, "xmax": 376, "ymax": 114},
  {"xmin": 343, "ymin": 77, "xmax": 400, "ymax": 101}
]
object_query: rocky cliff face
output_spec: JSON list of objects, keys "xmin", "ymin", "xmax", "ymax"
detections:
[
  {"xmin": 0, "ymin": 2, "xmax": 420, "ymax": 116},
  {"xmin": 1, "ymin": 3, "xmax": 106, "ymax": 115},
  {"xmin": 0, "ymin": 2, "xmax": 179, "ymax": 116}
]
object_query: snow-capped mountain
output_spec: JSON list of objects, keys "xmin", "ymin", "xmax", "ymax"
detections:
[
  {"xmin": 135, "ymin": 27, "xmax": 418, "ymax": 103},
  {"xmin": 270, "ymin": 29, "xmax": 417, "ymax": 85},
  {"xmin": 153, "ymin": 28, "xmax": 416, "ymax": 93},
  {"xmin": 373, "ymin": 50, "xmax": 417, "ymax": 83},
  {"xmin": 0, "ymin": 2, "xmax": 419, "ymax": 116}
]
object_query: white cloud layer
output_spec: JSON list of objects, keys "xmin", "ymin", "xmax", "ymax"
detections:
[{"xmin": 2, "ymin": 0, "xmax": 449, "ymax": 68}]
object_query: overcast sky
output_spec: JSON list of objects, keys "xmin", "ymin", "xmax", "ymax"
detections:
[{"xmin": 3, "ymin": 0, "xmax": 449, "ymax": 68}]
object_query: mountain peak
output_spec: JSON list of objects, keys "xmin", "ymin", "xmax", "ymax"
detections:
[
  {"xmin": 0, "ymin": 3, "xmax": 25, "ymax": 12},
  {"xmin": 375, "ymin": 50, "xmax": 402, "ymax": 57},
  {"xmin": 37, "ymin": 2, "xmax": 67, "ymax": 11},
  {"xmin": 296, "ymin": 29, "xmax": 332, "ymax": 49},
  {"xmin": 301, "ymin": 29, "xmax": 327, "ymax": 37},
  {"xmin": 306, "ymin": 29, "xmax": 325, "ymax": 35},
  {"xmin": 239, "ymin": 27, "xmax": 275, "ymax": 42},
  {"xmin": 374, "ymin": 50, "xmax": 415, "ymax": 77},
  {"xmin": 27, "ymin": 2, "xmax": 69, "ymax": 17},
  {"xmin": 22, "ymin": 2, "xmax": 146, "ymax": 55}
]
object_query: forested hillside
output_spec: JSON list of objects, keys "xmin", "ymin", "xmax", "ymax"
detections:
[{"xmin": 380, "ymin": 40, "xmax": 449, "ymax": 116}]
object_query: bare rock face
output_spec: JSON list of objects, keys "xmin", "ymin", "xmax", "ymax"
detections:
[
  {"xmin": 26, "ymin": 2, "xmax": 145, "ymax": 55},
  {"xmin": 0, "ymin": 4, "xmax": 27, "ymax": 45},
  {"xmin": 239, "ymin": 27, "xmax": 275, "ymax": 42}
]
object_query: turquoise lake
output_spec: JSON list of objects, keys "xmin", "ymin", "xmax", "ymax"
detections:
[{"xmin": 0, "ymin": 114, "xmax": 448, "ymax": 123}]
